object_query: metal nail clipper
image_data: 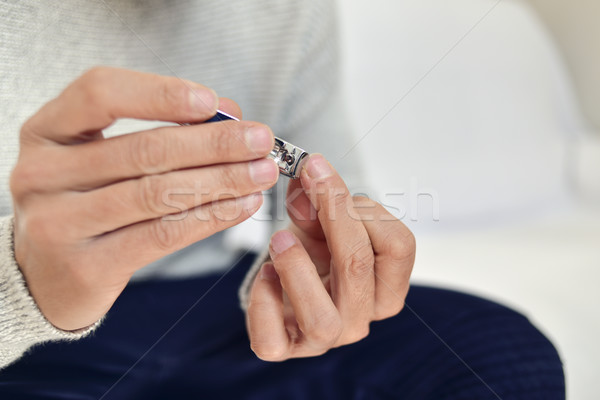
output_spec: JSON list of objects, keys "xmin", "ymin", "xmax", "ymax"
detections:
[{"xmin": 203, "ymin": 110, "xmax": 309, "ymax": 179}]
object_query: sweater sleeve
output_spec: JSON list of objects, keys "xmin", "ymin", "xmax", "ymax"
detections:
[
  {"xmin": 238, "ymin": 248, "xmax": 270, "ymax": 311},
  {"xmin": 0, "ymin": 215, "xmax": 102, "ymax": 369}
]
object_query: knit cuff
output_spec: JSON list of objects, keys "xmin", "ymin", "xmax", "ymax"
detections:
[
  {"xmin": 238, "ymin": 247, "xmax": 271, "ymax": 311},
  {"xmin": 0, "ymin": 215, "xmax": 102, "ymax": 369}
]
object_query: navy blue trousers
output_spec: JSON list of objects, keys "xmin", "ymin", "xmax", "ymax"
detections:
[{"xmin": 0, "ymin": 253, "xmax": 564, "ymax": 399}]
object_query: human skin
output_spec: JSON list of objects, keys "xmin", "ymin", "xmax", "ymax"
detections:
[
  {"xmin": 11, "ymin": 67, "xmax": 279, "ymax": 331},
  {"xmin": 246, "ymin": 155, "xmax": 416, "ymax": 360},
  {"xmin": 11, "ymin": 66, "xmax": 416, "ymax": 359}
]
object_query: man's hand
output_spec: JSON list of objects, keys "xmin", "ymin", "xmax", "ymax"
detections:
[
  {"xmin": 11, "ymin": 67, "xmax": 279, "ymax": 331},
  {"xmin": 246, "ymin": 154, "xmax": 415, "ymax": 360}
]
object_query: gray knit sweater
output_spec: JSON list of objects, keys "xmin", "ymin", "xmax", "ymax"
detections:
[{"xmin": 0, "ymin": 0, "xmax": 362, "ymax": 368}]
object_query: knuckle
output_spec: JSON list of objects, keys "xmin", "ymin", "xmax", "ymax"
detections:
[
  {"xmin": 351, "ymin": 195, "xmax": 376, "ymax": 213},
  {"xmin": 81, "ymin": 66, "xmax": 111, "ymax": 82},
  {"xmin": 156, "ymin": 78, "xmax": 186, "ymax": 113},
  {"xmin": 392, "ymin": 299, "xmax": 407, "ymax": 316},
  {"xmin": 386, "ymin": 229, "xmax": 416, "ymax": 264},
  {"xmin": 76, "ymin": 67, "xmax": 111, "ymax": 104},
  {"xmin": 344, "ymin": 325, "xmax": 371, "ymax": 344},
  {"xmin": 129, "ymin": 132, "xmax": 169, "ymax": 174},
  {"xmin": 202, "ymin": 200, "xmax": 232, "ymax": 230},
  {"xmin": 204, "ymin": 206, "xmax": 225, "ymax": 230},
  {"xmin": 207, "ymin": 127, "xmax": 233, "ymax": 159},
  {"xmin": 245, "ymin": 296, "xmax": 271, "ymax": 319},
  {"xmin": 9, "ymin": 164, "xmax": 37, "ymax": 200},
  {"xmin": 10, "ymin": 149, "xmax": 63, "ymax": 198},
  {"xmin": 22, "ymin": 210, "xmax": 57, "ymax": 244},
  {"xmin": 148, "ymin": 218, "xmax": 185, "ymax": 251},
  {"xmin": 375, "ymin": 299, "xmax": 406, "ymax": 321},
  {"xmin": 352, "ymin": 195, "xmax": 371, "ymax": 203},
  {"xmin": 305, "ymin": 311, "xmax": 343, "ymax": 346},
  {"xmin": 208, "ymin": 196, "xmax": 249, "ymax": 226},
  {"xmin": 341, "ymin": 245, "xmax": 374, "ymax": 279},
  {"xmin": 138, "ymin": 175, "xmax": 167, "ymax": 216},
  {"xmin": 217, "ymin": 165, "xmax": 240, "ymax": 192},
  {"xmin": 19, "ymin": 117, "xmax": 42, "ymax": 144},
  {"xmin": 10, "ymin": 156, "xmax": 60, "ymax": 201},
  {"xmin": 330, "ymin": 187, "xmax": 351, "ymax": 209}
]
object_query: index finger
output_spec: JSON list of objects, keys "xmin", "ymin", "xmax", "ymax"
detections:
[{"xmin": 22, "ymin": 67, "xmax": 218, "ymax": 145}]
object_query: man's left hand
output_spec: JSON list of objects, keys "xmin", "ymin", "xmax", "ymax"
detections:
[{"xmin": 246, "ymin": 154, "xmax": 416, "ymax": 360}]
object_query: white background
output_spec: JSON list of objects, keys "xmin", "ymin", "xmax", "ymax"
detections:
[{"xmin": 337, "ymin": 0, "xmax": 600, "ymax": 398}]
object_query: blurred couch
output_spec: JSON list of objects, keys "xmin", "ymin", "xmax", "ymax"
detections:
[
  {"xmin": 337, "ymin": 0, "xmax": 599, "ymax": 398},
  {"xmin": 528, "ymin": 0, "xmax": 600, "ymax": 132},
  {"xmin": 528, "ymin": 0, "xmax": 600, "ymax": 200}
]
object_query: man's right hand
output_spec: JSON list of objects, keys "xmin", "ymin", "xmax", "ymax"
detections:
[{"xmin": 10, "ymin": 67, "xmax": 279, "ymax": 331}]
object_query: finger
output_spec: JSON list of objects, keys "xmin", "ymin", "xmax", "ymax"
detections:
[
  {"xmin": 285, "ymin": 180, "xmax": 331, "ymax": 275},
  {"xmin": 89, "ymin": 193, "xmax": 263, "ymax": 276},
  {"xmin": 246, "ymin": 263, "xmax": 291, "ymax": 361},
  {"xmin": 353, "ymin": 197, "xmax": 416, "ymax": 320},
  {"xmin": 21, "ymin": 67, "xmax": 218, "ymax": 145},
  {"xmin": 218, "ymin": 97, "xmax": 242, "ymax": 120},
  {"xmin": 299, "ymin": 154, "xmax": 374, "ymax": 338},
  {"xmin": 285, "ymin": 178, "xmax": 323, "ymax": 240},
  {"xmin": 269, "ymin": 230, "xmax": 342, "ymax": 353},
  {"xmin": 72, "ymin": 158, "xmax": 278, "ymax": 235},
  {"xmin": 23, "ymin": 120, "xmax": 274, "ymax": 192}
]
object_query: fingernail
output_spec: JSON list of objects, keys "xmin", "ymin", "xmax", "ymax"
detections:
[
  {"xmin": 270, "ymin": 230, "xmax": 296, "ymax": 255},
  {"xmin": 245, "ymin": 126, "xmax": 273, "ymax": 154},
  {"xmin": 249, "ymin": 158, "xmax": 278, "ymax": 185},
  {"xmin": 259, "ymin": 263, "xmax": 278, "ymax": 281},
  {"xmin": 189, "ymin": 87, "xmax": 218, "ymax": 116},
  {"xmin": 305, "ymin": 154, "xmax": 333, "ymax": 180}
]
